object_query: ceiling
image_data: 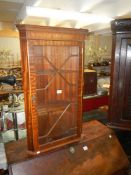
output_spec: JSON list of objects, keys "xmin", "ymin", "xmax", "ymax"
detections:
[{"xmin": 0, "ymin": 0, "xmax": 131, "ymax": 33}]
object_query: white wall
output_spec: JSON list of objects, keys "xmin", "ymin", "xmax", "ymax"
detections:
[{"xmin": 0, "ymin": 37, "xmax": 21, "ymax": 65}]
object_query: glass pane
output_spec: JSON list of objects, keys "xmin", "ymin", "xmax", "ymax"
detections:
[
  {"xmin": 32, "ymin": 44, "xmax": 79, "ymax": 145},
  {"xmin": 38, "ymin": 103, "xmax": 78, "ymax": 145}
]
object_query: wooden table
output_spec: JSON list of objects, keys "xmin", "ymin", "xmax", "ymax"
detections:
[{"xmin": 5, "ymin": 120, "xmax": 129, "ymax": 175}]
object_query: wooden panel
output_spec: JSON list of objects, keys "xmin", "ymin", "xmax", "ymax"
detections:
[
  {"xmin": 123, "ymin": 44, "xmax": 131, "ymax": 120},
  {"xmin": 109, "ymin": 38, "xmax": 131, "ymax": 127},
  {"xmin": 109, "ymin": 19, "xmax": 131, "ymax": 130}
]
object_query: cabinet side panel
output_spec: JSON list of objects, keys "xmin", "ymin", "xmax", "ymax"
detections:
[
  {"xmin": 109, "ymin": 33, "xmax": 131, "ymax": 129},
  {"xmin": 122, "ymin": 44, "xmax": 131, "ymax": 120},
  {"xmin": 19, "ymin": 38, "xmax": 34, "ymax": 150}
]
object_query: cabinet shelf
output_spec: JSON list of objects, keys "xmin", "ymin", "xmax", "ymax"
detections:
[
  {"xmin": 60, "ymin": 70, "xmax": 78, "ymax": 73},
  {"xmin": 0, "ymin": 66, "xmax": 21, "ymax": 69},
  {"xmin": 93, "ymin": 65, "xmax": 110, "ymax": 68},
  {"xmin": 97, "ymin": 75, "xmax": 110, "ymax": 78},
  {"xmin": 36, "ymin": 69, "xmax": 78, "ymax": 75},
  {"xmin": 16, "ymin": 78, "xmax": 22, "ymax": 81},
  {"xmin": 37, "ymin": 102, "xmax": 70, "ymax": 115},
  {"xmin": 0, "ymin": 90, "xmax": 23, "ymax": 95}
]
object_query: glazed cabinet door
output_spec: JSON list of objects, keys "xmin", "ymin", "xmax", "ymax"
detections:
[
  {"xmin": 28, "ymin": 40, "xmax": 83, "ymax": 152},
  {"xmin": 17, "ymin": 24, "xmax": 87, "ymax": 153},
  {"xmin": 109, "ymin": 38, "xmax": 131, "ymax": 129}
]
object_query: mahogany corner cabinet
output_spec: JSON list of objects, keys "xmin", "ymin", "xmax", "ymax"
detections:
[
  {"xmin": 108, "ymin": 19, "xmax": 131, "ymax": 130},
  {"xmin": 17, "ymin": 24, "xmax": 88, "ymax": 154}
]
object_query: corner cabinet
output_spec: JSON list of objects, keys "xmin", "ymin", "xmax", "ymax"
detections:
[
  {"xmin": 17, "ymin": 24, "xmax": 88, "ymax": 153},
  {"xmin": 108, "ymin": 19, "xmax": 131, "ymax": 130}
]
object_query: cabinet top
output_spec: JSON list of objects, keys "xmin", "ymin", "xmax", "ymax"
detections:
[
  {"xmin": 16, "ymin": 24, "xmax": 88, "ymax": 34},
  {"xmin": 16, "ymin": 24, "xmax": 88, "ymax": 41},
  {"xmin": 111, "ymin": 18, "xmax": 131, "ymax": 33}
]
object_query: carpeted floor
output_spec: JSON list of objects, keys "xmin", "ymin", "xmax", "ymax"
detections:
[{"xmin": 83, "ymin": 109, "xmax": 108, "ymax": 123}]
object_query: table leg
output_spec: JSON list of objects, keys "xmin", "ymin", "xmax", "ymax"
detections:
[
  {"xmin": 1, "ymin": 111, "xmax": 5, "ymax": 131},
  {"xmin": 12, "ymin": 112, "xmax": 19, "ymax": 140}
]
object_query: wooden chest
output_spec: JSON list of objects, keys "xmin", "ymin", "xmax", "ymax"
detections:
[
  {"xmin": 5, "ymin": 121, "xmax": 129, "ymax": 175},
  {"xmin": 83, "ymin": 70, "xmax": 97, "ymax": 96}
]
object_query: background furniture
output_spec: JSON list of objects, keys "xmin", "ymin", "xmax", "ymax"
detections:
[
  {"xmin": 83, "ymin": 69, "xmax": 97, "ymax": 96},
  {"xmin": 109, "ymin": 19, "xmax": 131, "ymax": 130},
  {"xmin": 17, "ymin": 24, "xmax": 88, "ymax": 154},
  {"xmin": 0, "ymin": 107, "xmax": 25, "ymax": 142},
  {"xmin": 0, "ymin": 143, "xmax": 7, "ymax": 171},
  {"xmin": 5, "ymin": 120, "xmax": 129, "ymax": 175},
  {"xmin": 0, "ymin": 65, "xmax": 25, "ymax": 143},
  {"xmin": 0, "ymin": 66, "xmax": 22, "ymax": 93},
  {"xmin": 83, "ymin": 95, "xmax": 109, "ymax": 112}
]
